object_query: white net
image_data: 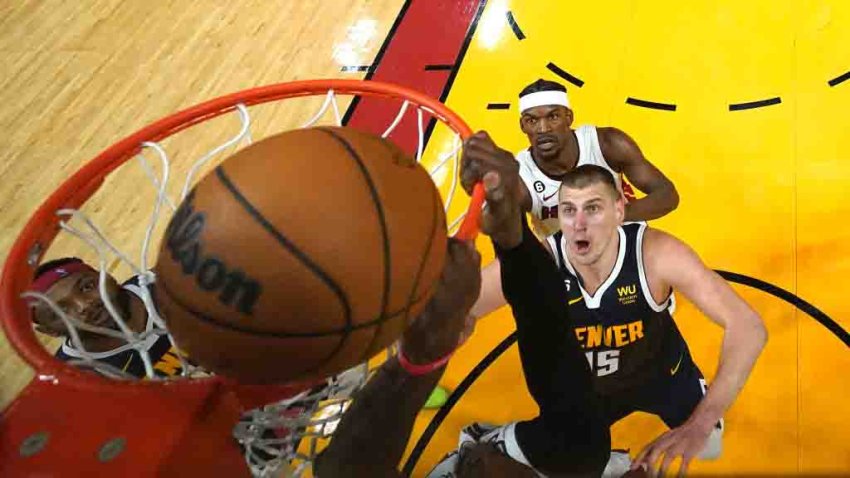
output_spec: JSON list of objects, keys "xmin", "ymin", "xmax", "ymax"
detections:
[{"xmin": 21, "ymin": 88, "xmax": 468, "ymax": 477}]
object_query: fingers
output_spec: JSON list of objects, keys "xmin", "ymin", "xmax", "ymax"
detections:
[
  {"xmin": 658, "ymin": 451, "xmax": 675, "ymax": 477},
  {"xmin": 633, "ymin": 434, "xmax": 666, "ymax": 475},
  {"xmin": 645, "ymin": 449, "xmax": 664, "ymax": 477},
  {"xmin": 483, "ymin": 171, "xmax": 505, "ymax": 202},
  {"xmin": 637, "ymin": 443, "xmax": 689, "ymax": 478},
  {"xmin": 460, "ymin": 130, "xmax": 515, "ymax": 195},
  {"xmin": 633, "ymin": 442, "xmax": 651, "ymax": 468},
  {"xmin": 678, "ymin": 455, "xmax": 692, "ymax": 478},
  {"xmin": 480, "ymin": 172, "xmax": 509, "ymax": 236},
  {"xmin": 460, "ymin": 155, "xmax": 480, "ymax": 195},
  {"xmin": 460, "ymin": 132, "xmax": 491, "ymax": 195}
]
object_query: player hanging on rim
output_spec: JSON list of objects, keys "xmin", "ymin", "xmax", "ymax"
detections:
[{"xmin": 460, "ymin": 133, "xmax": 768, "ymax": 474}]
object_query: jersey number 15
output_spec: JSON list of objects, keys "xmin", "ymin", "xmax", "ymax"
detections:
[{"xmin": 584, "ymin": 349, "xmax": 620, "ymax": 377}]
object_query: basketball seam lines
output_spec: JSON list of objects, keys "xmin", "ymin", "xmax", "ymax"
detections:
[
  {"xmin": 213, "ymin": 165, "xmax": 353, "ymax": 328},
  {"xmin": 391, "ymin": 179, "xmax": 440, "ymax": 356},
  {"xmin": 156, "ymin": 274, "xmax": 432, "ymax": 338},
  {"xmin": 366, "ymin": 152, "xmax": 442, "ymax": 361},
  {"xmin": 318, "ymin": 128, "xmax": 393, "ymax": 365}
]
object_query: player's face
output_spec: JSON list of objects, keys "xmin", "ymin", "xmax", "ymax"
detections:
[
  {"xmin": 519, "ymin": 105, "xmax": 573, "ymax": 162},
  {"xmin": 558, "ymin": 183, "xmax": 624, "ymax": 266},
  {"xmin": 31, "ymin": 269, "xmax": 121, "ymax": 337},
  {"xmin": 456, "ymin": 443, "xmax": 538, "ymax": 478}
]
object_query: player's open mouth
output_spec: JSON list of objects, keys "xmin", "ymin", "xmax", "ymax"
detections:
[
  {"xmin": 536, "ymin": 136, "xmax": 557, "ymax": 152},
  {"xmin": 574, "ymin": 240, "xmax": 591, "ymax": 254}
]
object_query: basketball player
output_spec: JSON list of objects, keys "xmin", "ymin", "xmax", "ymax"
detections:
[
  {"xmin": 29, "ymin": 257, "xmax": 318, "ymax": 467},
  {"xmin": 465, "ymin": 78, "xmax": 680, "ymax": 322},
  {"xmin": 316, "ymin": 180, "xmax": 630, "ymax": 477},
  {"xmin": 28, "ymin": 257, "xmax": 184, "ymax": 378},
  {"xmin": 463, "ymin": 132, "xmax": 768, "ymax": 475}
]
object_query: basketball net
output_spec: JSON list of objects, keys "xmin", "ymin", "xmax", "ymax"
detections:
[{"xmin": 0, "ymin": 80, "xmax": 482, "ymax": 477}]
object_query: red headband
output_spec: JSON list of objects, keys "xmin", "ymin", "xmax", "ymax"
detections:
[{"xmin": 30, "ymin": 261, "xmax": 95, "ymax": 296}]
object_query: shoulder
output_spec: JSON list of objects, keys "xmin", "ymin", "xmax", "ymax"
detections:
[
  {"xmin": 643, "ymin": 227, "xmax": 688, "ymax": 255},
  {"xmin": 596, "ymin": 127, "xmax": 642, "ymax": 165},
  {"xmin": 641, "ymin": 228, "xmax": 704, "ymax": 275},
  {"xmin": 574, "ymin": 124, "xmax": 596, "ymax": 136},
  {"xmin": 595, "ymin": 126, "xmax": 626, "ymax": 146}
]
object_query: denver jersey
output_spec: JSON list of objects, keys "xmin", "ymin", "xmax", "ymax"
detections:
[
  {"xmin": 55, "ymin": 275, "xmax": 185, "ymax": 379},
  {"xmin": 545, "ymin": 222, "xmax": 689, "ymax": 395},
  {"xmin": 515, "ymin": 125, "xmax": 634, "ymax": 237}
]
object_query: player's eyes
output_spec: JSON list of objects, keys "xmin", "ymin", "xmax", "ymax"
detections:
[
  {"xmin": 586, "ymin": 205, "xmax": 599, "ymax": 213},
  {"xmin": 80, "ymin": 279, "xmax": 95, "ymax": 293}
]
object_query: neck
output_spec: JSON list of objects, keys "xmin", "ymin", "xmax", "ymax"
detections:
[
  {"xmin": 571, "ymin": 230, "xmax": 620, "ymax": 293},
  {"xmin": 533, "ymin": 129, "xmax": 578, "ymax": 178}
]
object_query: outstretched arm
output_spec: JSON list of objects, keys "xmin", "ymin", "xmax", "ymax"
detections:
[
  {"xmin": 598, "ymin": 127, "xmax": 679, "ymax": 222},
  {"xmin": 313, "ymin": 356, "xmax": 443, "ymax": 477},
  {"xmin": 314, "ymin": 240, "xmax": 481, "ymax": 477}
]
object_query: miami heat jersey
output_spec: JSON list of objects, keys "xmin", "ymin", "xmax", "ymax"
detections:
[
  {"xmin": 545, "ymin": 223, "xmax": 690, "ymax": 395},
  {"xmin": 516, "ymin": 125, "xmax": 624, "ymax": 237},
  {"xmin": 55, "ymin": 275, "xmax": 185, "ymax": 379}
]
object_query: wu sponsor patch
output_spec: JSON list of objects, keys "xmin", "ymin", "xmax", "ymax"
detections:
[{"xmin": 616, "ymin": 284, "xmax": 638, "ymax": 305}]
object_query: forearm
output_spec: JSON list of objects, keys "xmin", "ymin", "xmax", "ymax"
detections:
[
  {"xmin": 495, "ymin": 217, "xmax": 608, "ymax": 475},
  {"xmin": 314, "ymin": 358, "xmax": 444, "ymax": 477},
  {"xmin": 688, "ymin": 319, "xmax": 767, "ymax": 428},
  {"xmin": 494, "ymin": 217, "xmax": 594, "ymax": 407},
  {"xmin": 469, "ymin": 260, "xmax": 507, "ymax": 319},
  {"xmin": 624, "ymin": 184, "xmax": 679, "ymax": 221}
]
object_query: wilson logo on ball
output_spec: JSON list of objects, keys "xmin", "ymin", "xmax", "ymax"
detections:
[{"xmin": 165, "ymin": 192, "xmax": 262, "ymax": 315}]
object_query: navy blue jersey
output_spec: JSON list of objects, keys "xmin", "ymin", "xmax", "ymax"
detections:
[{"xmin": 546, "ymin": 223, "xmax": 691, "ymax": 395}]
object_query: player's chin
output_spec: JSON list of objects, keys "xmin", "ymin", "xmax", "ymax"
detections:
[{"xmin": 533, "ymin": 145, "xmax": 560, "ymax": 160}]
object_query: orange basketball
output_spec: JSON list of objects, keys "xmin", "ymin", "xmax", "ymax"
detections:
[{"xmin": 153, "ymin": 127, "xmax": 447, "ymax": 383}]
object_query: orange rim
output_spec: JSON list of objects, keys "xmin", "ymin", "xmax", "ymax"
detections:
[{"xmin": 0, "ymin": 79, "xmax": 483, "ymax": 392}]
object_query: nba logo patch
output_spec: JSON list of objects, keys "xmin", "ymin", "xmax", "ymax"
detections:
[{"xmin": 564, "ymin": 279, "xmax": 571, "ymax": 291}]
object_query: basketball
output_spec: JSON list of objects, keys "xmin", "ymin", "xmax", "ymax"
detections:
[{"xmin": 153, "ymin": 126, "xmax": 447, "ymax": 384}]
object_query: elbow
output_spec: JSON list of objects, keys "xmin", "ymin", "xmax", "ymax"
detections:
[
  {"xmin": 665, "ymin": 183, "xmax": 680, "ymax": 213},
  {"xmin": 728, "ymin": 312, "xmax": 768, "ymax": 354},
  {"xmin": 756, "ymin": 318, "xmax": 768, "ymax": 349},
  {"xmin": 749, "ymin": 314, "xmax": 768, "ymax": 352}
]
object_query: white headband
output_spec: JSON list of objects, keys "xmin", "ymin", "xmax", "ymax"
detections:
[{"xmin": 519, "ymin": 90, "xmax": 570, "ymax": 113}]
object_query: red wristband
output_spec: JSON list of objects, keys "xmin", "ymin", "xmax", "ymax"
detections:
[{"xmin": 397, "ymin": 345, "xmax": 454, "ymax": 376}]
